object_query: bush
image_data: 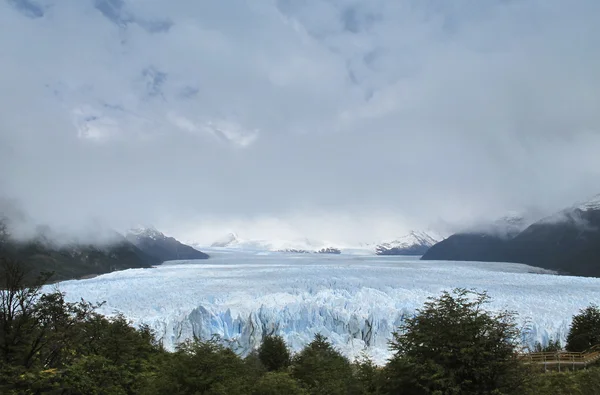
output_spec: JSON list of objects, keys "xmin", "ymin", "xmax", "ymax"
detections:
[
  {"xmin": 258, "ymin": 334, "xmax": 291, "ymax": 371},
  {"xmin": 526, "ymin": 367, "xmax": 600, "ymax": 395},
  {"xmin": 385, "ymin": 288, "xmax": 527, "ymax": 395},
  {"xmin": 145, "ymin": 339, "xmax": 257, "ymax": 395},
  {"xmin": 533, "ymin": 338, "xmax": 562, "ymax": 353},
  {"xmin": 291, "ymin": 334, "xmax": 356, "ymax": 395},
  {"xmin": 252, "ymin": 371, "xmax": 308, "ymax": 395},
  {"xmin": 566, "ymin": 305, "xmax": 600, "ymax": 352}
]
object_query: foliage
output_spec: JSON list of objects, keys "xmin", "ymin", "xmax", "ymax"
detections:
[
  {"xmin": 3, "ymin": 258, "xmax": 598, "ymax": 395},
  {"xmin": 352, "ymin": 352, "xmax": 382, "ymax": 394},
  {"xmin": 252, "ymin": 371, "xmax": 309, "ymax": 395},
  {"xmin": 143, "ymin": 338, "xmax": 261, "ymax": 395},
  {"xmin": 0, "ymin": 257, "xmax": 164, "ymax": 394},
  {"xmin": 566, "ymin": 305, "xmax": 600, "ymax": 352},
  {"xmin": 533, "ymin": 338, "xmax": 562, "ymax": 353},
  {"xmin": 525, "ymin": 367, "xmax": 600, "ymax": 395},
  {"xmin": 385, "ymin": 288, "xmax": 527, "ymax": 395},
  {"xmin": 290, "ymin": 333, "xmax": 358, "ymax": 395},
  {"xmin": 257, "ymin": 334, "xmax": 291, "ymax": 372}
]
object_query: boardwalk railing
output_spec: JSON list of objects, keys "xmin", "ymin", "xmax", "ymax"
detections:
[{"xmin": 519, "ymin": 345, "xmax": 600, "ymax": 371}]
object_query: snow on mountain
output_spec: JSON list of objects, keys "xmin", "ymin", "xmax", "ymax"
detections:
[
  {"xmin": 573, "ymin": 193, "xmax": 600, "ymax": 212},
  {"xmin": 375, "ymin": 231, "xmax": 439, "ymax": 255},
  {"xmin": 128, "ymin": 225, "xmax": 165, "ymax": 241},
  {"xmin": 53, "ymin": 253, "xmax": 596, "ymax": 364},
  {"xmin": 462, "ymin": 212, "xmax": 534, "ymax": 239},
  {"xmin": 535, "ymin": 193, "xmax": 600, "ymax": 225}
]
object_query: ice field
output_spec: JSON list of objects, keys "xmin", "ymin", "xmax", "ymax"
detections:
[{"xmin": 52, "ymin": 251, "xmax": 600, "ymax": 364}]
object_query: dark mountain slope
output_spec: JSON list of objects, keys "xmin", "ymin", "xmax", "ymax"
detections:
[
  {"xmin": 1, "ymin": 237, "xmax": 159, "ymax": 282},
  {"xmin": 422, "ymin": 197, "xmax": 600, "ymax": 277},
  {"xmin": 508, "ymin": 208, "xmax": 600, "ymax": 276},
  {"xmin": 126, "ymin": 227, "xmax": 209, "ymax": 261},
  {"xmin": 422, "ymin": 233, "xmax": 510, "ymax": 262},
  {"xmin": 0, "ymin": 222, "xmax": 208, "ymax": 283}
]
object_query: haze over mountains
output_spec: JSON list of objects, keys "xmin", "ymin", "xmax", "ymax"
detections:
[
  {"xmin": 423, "ymin": 194, "xmax": 600, "ymax": 277},
  {"xmin": 2, "ymin": 1, "xmax": 600, "ymax": 245},
  {"xmin": 0, "ymin": 220, "xmax": 208, "ymax": 281}
]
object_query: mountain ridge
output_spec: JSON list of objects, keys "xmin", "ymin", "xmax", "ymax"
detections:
[
  {"xmin": 422, "ymin": 195, "xmax": 600, "ymax": 277},
  {"xmin": 126, "ymin": 226, "xmax": 209, "ymax": 261},
  {"xmin": 0, "ymin": 222, "xmax": 208, "ymax": 283}
]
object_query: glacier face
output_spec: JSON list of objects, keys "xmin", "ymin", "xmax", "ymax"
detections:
[{"xmin": 52, "ymin": 252, "xmax": 600, "ymax": 364}]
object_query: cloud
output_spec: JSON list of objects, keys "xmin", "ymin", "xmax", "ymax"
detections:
[{"xmin": 1, "ymin": 0, "xmax": 600, "ymax": 243}]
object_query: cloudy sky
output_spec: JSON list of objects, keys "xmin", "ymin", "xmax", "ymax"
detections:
[{"xmin": 1, "ymin": 0, "xmax": 600, "ymax": 244}]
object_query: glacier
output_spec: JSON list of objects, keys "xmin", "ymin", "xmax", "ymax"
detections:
[{"xmin": 50, "ymin": 251, "xmax": 600, "ymax": 364}]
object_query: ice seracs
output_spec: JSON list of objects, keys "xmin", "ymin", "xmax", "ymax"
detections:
[{"xmin": 54, "ymin": 253, "xmax": 598, "ymax": 365}]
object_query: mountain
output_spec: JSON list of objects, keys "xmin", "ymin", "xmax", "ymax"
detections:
[
  {"xmin": 422, "ymin": 195, "xmax": 600, "ymax": 277},
  {"xmin": 126, "ymin": 227, "xmax": 209, "ymax": 261},
  {"xmin": 0, "ymin": 229, "xmax": 159, "ymax": 283},
  {"xmin": 0, "ymin": 222, "xmax": 209, "ymax": 283},
  {"xmin": 375, "ymin": 231, "xmax": 439, "ymax": 255}
]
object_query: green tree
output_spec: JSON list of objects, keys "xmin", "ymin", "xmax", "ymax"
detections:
[
  {"xmin": 258, "ymin": 334, "xmax": 291, "ymax": 372},
  {"xmin": 352, "ymin": 352, "xmax": 382, "ymax": 394},
  {"xmin": 533, "ymin": 338, "xmax": 562, "ymax": 353},
  {"xmin": 291, "ymin": 333, "xmax": 356, "ymax": 395},
  {"xmin": 0, "ymin": 258, "xmax": 163, "ymax": 394},
  {"xmin": 145, "ymin": 338, "xmax": 257, "ymax": 395},
  {"xmin": 566, "ymin": 305, "xmax": 600, "ymax": 352},
  {"xmin": 252, "ymin": 371, "xmax": 308, "ymax": 395},
  {"xmin": 525, "ymin": 368, "xmax": 600, "ymax": 395},
  {"xmin": 385, "ymin": 289, "xmax": 527, "ymax": 395}
]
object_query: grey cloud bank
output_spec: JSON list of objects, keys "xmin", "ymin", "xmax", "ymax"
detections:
[{"xmin": 1, "ymin": 0, "xmax": 600, "ymax": 244}]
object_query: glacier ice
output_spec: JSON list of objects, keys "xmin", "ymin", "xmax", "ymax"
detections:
[{"xmin": 51, "ymin": 251, "xmax": 600, "ymax": 364}]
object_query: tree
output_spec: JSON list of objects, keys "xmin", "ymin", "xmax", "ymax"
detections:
[
  {"xmin": 0, "ymin": 218, "xmax": 7, "ymax": 246},
  {"xmin": 252, "ymin": 372, "xmax": 308, "ymax": 395},
  {"xmin": 566, "ymin": 305, "xmax": 600, "ymax": 352},
  {"xmin": 352, "ymin": 352, "xmax": 382, "ymax": 394},
  {"xmin": 291, "ymin": 334, "xmax": 356, "ymax": 395},
  {"xmin": 145, "ymin": 338, "xmax": 257, "ymax": 395},
  {"xmin": 533, "ymin": 338, "xmax": 562, "ymax": 353},
  {"xmin": 258, "ymin": 334, "xmax": 290, "ymax": 372},
  {"xmin": 385, "ymin": 289, "xmax": 527, "ymax": 395},
  {"xmin": 0, "ymin": 258, "xmax": 164, "ymax": 394}
]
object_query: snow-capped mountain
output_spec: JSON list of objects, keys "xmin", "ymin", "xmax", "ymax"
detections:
[
  {"xmin": 128, "ymin": 226, "xmax": 166, "ymax": 241},
  {"xmin": 537, "ymin": 193, "xmax": 600, "ymax": 225},
  {"xmin": 575, "ymin": 193, "xmax": 600, "ymax": 212},
  {"xmin": 126, "ymin": 226, "xmax": 209, "ymax": 262},
  {"xmin": 375, "ymin": 231, "xmax": 439, "ymax": 256}
]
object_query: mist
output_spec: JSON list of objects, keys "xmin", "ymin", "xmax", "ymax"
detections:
[{"xmin": 2, "ymin": 0, "xmax": 600, "ymax": 245}]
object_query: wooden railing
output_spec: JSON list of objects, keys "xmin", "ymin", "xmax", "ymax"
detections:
[{"xmin": 519, "ymin": 345, "xmax": 600, "ymax": 370}]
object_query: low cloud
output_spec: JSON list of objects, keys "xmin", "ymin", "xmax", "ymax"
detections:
[{"xmin": 1, "ymin": 0, "xmax": 600, "ymax": 243}]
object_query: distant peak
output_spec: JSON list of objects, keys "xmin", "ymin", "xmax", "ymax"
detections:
[
  {"xmin": 575, "ymin": 193, "xmax": 600, "ymax": 211},
  {"xmin": 127, "ymin": 226, "xmax": 164, "ymax": 240},
  {"xmin": 380, "ymin": 231, "xmax": 439, "ymax": 249}
]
